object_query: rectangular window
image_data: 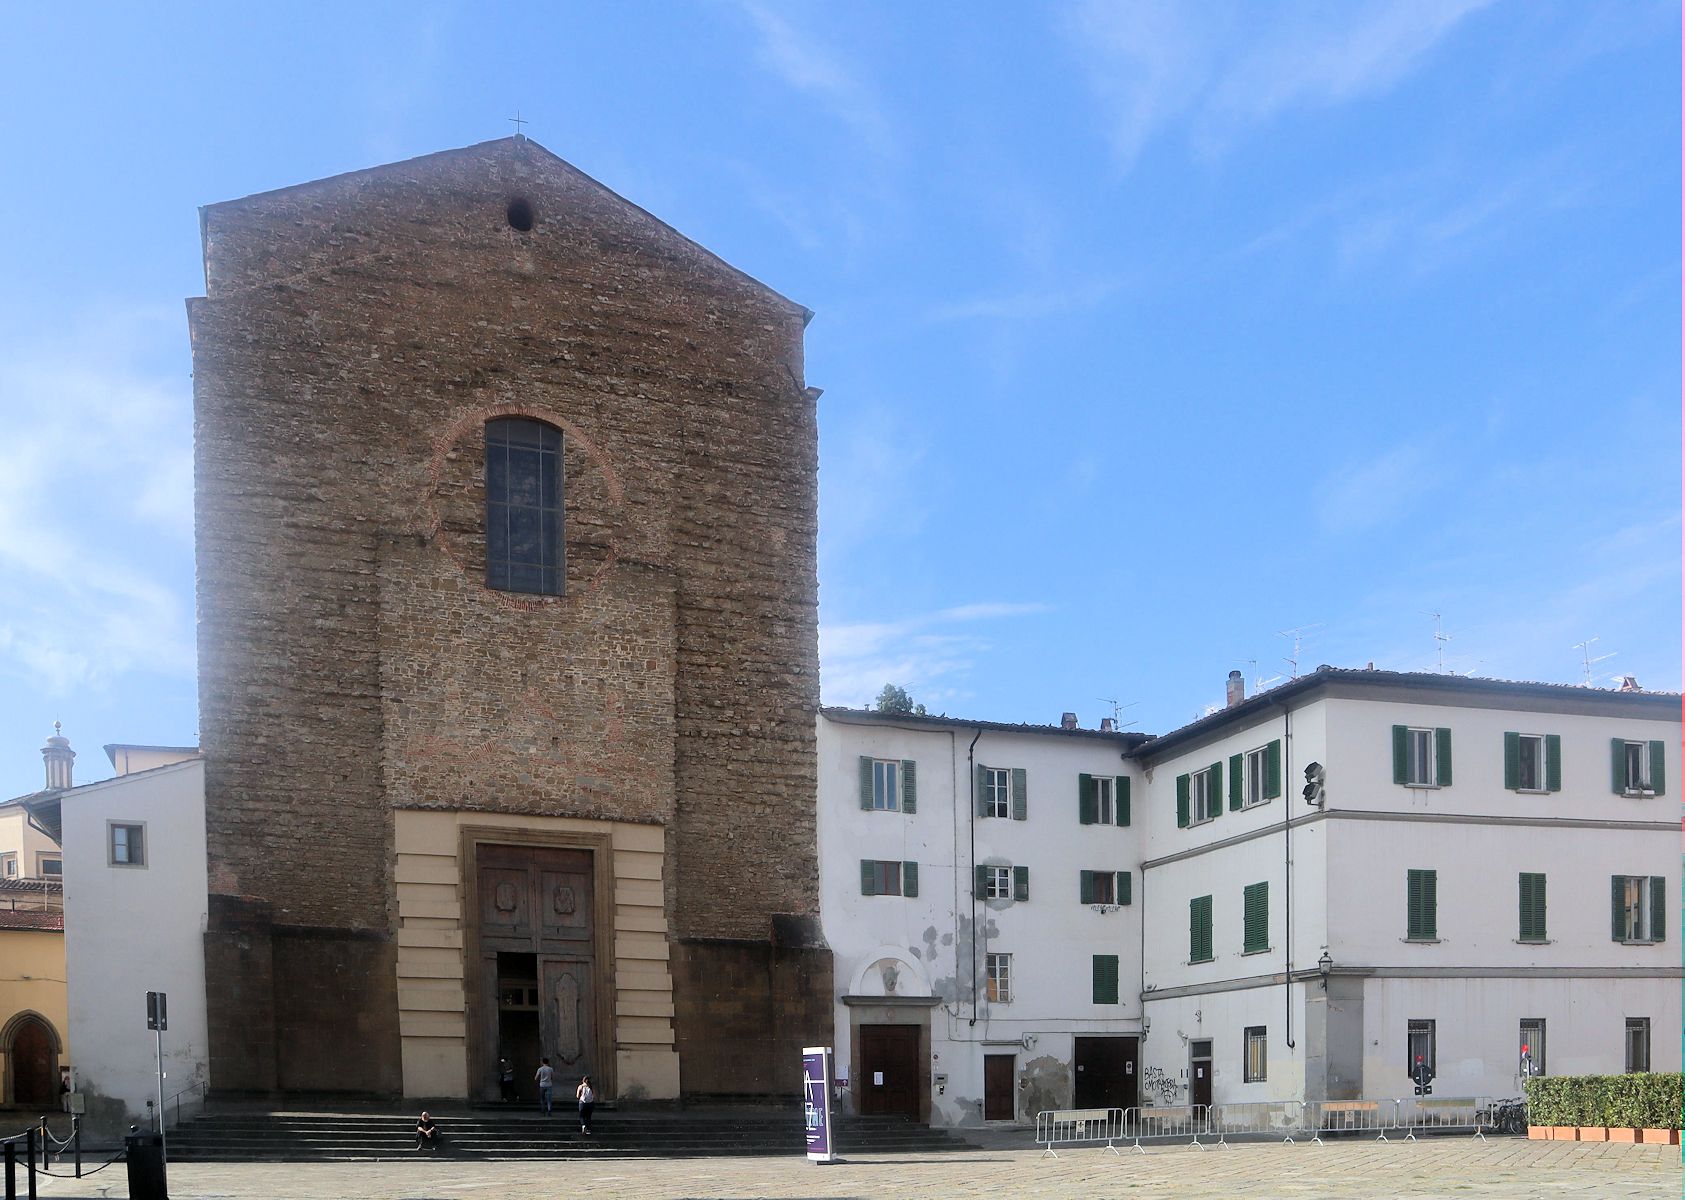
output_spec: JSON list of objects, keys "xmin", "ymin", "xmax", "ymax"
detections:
[
  {"xmin": 1244, "ymin": 747, "xmax": 1268, "ymax": 807},
  {"xmin": 1092, "ymin": 954, "xmax": 1120, "ymax": 1005},
  {"xmin": 1407, "ymin": 1019, "xmax": 1437, "ymax": 1075},
  {"xmin": 1614, "ymin": 739, "xmax": 1665, "ymax": 796},
  {"xmin": 1191, "ymin": 766, "xmax": 1221, "ymax": 823},
  {"xmin": 984, "ymin": 767, "xmax": 1010, "ymax": 819},
  {"xmin": 485, "ymin": 417, "xmax": 564, "ymax": 596},
  {"xmin": 1624, "ymin": 741, "xmax": 1648, "ymax": 791},
  {"xmin": 871, "ymin": 759, "xmax": 901, "ymax": 811},
  {"xmin": 109, "ymin": 822, "xmax": 146, "ymax": 867},
  {"xmin": 1394, "ymin": 725, "xmax": 1452, "ymax": 786},
  {"xmin": 986, "ymin": 953, "xmax": 1012, "ymax": 1003},
  {"xmin": 1243, "ymin": 881, "xmax": 1269, "ymax": 953},
  {"xmin": 861, "ymin": 860, "xmax": 902, "ymax": 897},
  {"xmin": 1244, "ymin": 1027, "xmax": 1268, "ymax": 1082},
  {"xmin": 1406, "ymin": 869, "xmax": 1437, "ymax": 940},
  {"xmin": 0, "ymin": 854, "xmax": 15, "ymax": 878},
  {"xmin": 1094, "ymin": 776, "xmax": 1114, "ymax": 825},
  {"xmin": 985, "ymin": 865, "xmax": 1012, "ymax": 900},
  {"xmin": 1518, "ymin": 872, "xmax": 1547, "ymax": 942},
  {"xmin": 1624, "ymin": 1018, "xmax": 1650, "ymax": 1073},
  {"xmin": 1519, "ymin": 1019, "xmax": 1545, "ymax": 1077},
  {"xmin": 1406, "ymin": 727, "xmax": 1435, "ymax": 785},
  {"xmin": 1612, "ymin": 875, "xmax": 1666, "ymax": 942},
  {"xmin": 1084, "ymin": 871, "xmax": 1116, "ymax": 905},
  {"xmin": 1189, "ymin": 895, "xmax": 1213, "ymax": 963},
  {"xmin": 1517, "ymin": 735, "xmax": 1544, "ymax": 791},
  {"xmin": 37, "ymin": 855, "xmax": 61, "ymax": 878}
]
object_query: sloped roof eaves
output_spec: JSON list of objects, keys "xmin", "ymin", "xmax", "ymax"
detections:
[
  {"xmin": 821, "ymin": 706, "xmax": 1151, "ymax": 747},
  {"xmin": 0, "ymin": 910, "xmax": 63, "ymax": 932},
  {"xmin": 199, "ymin": 137, "xmax": 809, "ymax": 319}
]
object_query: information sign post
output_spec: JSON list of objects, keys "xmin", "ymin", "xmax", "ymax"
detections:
[{"xmin": 802, "ymin": 1046, "xmax": 835, "ymax": 1163}]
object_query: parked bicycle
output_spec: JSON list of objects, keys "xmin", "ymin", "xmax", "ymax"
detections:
[{"xmin": 1478, "ymin": 1097, "xmax": 1527, "ymax": 1136}]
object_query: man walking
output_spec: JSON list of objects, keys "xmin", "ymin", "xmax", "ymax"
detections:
[{"xmin": 535, "ymin": 1057, "xmax": 555, "ymax": 1116}]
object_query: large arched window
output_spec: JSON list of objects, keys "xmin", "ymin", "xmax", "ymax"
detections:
[{"xmin": 485, "ymin": 418, "xmax": 564, "ymax": 595}]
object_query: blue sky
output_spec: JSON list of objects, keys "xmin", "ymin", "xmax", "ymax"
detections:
[{"xmin": 0, "ymin": 1, "xmax": 1677, "ymax": 798}]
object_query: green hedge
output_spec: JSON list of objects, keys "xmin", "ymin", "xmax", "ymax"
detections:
[{"xmin": 1524, "ymin": 1073, "xmax": 1683, "ymax": 1129}]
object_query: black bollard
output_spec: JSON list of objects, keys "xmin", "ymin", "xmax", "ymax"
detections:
[{"xmin": 4, "ymin": 1139, "xmax": 15, "ymax": 1200}]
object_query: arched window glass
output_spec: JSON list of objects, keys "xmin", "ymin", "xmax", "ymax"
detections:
[{"xmin": 485, "ymin": 418, "xmax": 563, "ymax": 594}]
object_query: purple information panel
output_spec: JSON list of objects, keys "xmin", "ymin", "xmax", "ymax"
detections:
[{"xmin": 802, "ymin": 1046, "xmax": 834, "ymax": 1162}]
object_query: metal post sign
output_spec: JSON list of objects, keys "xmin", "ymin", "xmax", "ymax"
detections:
[{"xmin": 802, "ymin": 1046, "xmax": 835, "ymax": 1162}]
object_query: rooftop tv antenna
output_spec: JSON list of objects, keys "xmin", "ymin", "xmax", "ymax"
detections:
[
  {"xmin": 1572, "ymin": 638, "xmax": 1616, "ymax": 687},
  {"xmin": 1097, "ymin": 697, "xmax": 1139, "ymax": 729},
  {"xmin": 1277, "ymin": 624, "xmax": 1322, "ymax": 679},
  {"xmin": 1422, "ymin": 612, "xmax": 1452, "ymax": 673}
]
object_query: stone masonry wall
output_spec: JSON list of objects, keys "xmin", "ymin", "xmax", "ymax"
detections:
[{"xmin": 190, "ymin": 138, "xmax": 823, "ymax": 1094}]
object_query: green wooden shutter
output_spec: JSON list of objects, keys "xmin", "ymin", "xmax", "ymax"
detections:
[
  {"xmin": 1093, "ymin": 954, "xmax": 1119, "ymax": 1004},
  {"xmin": 1611, "ymin": 875, "xmax": 1626, "ymax": 940},
  {"xmin": 975, "ymin": 865, "xmax": 989, "ymax": 900},
  {"xmin": 1544, "ymin": 735, "xmax": 1561, "ymax": 792},
  {"xmin": 859, "ymin": 757, "xmax": 874, "ymax": 810},
  {"xmin": 1115, "ymin": 776, "xmax": 1130, "ymax": 826},
  {"xmin": 1392, "ymin": 726, "xmax": 1409, "ymax": 784},
  {"xmin": 1519, "ymin": 873, "xmax": 1546, "ymax": 942},
  {"xmin": 1434, "ymin": 728, "xmax": 1453, "ymax": 786},
  {"xmin": 1649, "ymin": 741, "xmax": 1666, "ymax": 795},
  {"xmin": 1423, "ymin": 870, "xmax": 1437, "ymax": 939},
  {"xmin": 976, "ymin": 764, "xmax": 990, "ymax": 817},
  {"xmin": 1650, "ymin": 876, "xmax": 1665, "ymax": 941},
  {"xmin": 1266, "ymin": 740, "xmax": 1282, "ymax": 799},
  {"xmin": 1117, "ymin": 871, "xmax": 1132, "ymax": 905},
  {"xmin": 1190, "ymin": 896, "xmax": 1213, "ymax": 962},
  {"xmin": 901, "ymin": 760, "xmax": 917, "ymax": 813},
  {"xmin": 1503, "ymin": 733, "xmax": 1520, "ymax": 790},
  {"xmin": 1078, "ymin": 773, "xmax": 1097, "ymax": 825},
  {"xmin": 1229, "ymin": 754, "xmax": 1244, "ymax": 810},
  {"xmin": 1243, "ymin": 882, "xmax": 1268, "ymax": 953},
  {"xmin": 1013, "ymin": 865, "xmax": 1029, "ymax": 902},
  {"xmin": 1408, "ymin": 869, "xmax": 1438, "ymax": 939},
  {"xmin": 1012, "ymin": 767, "xmax": 1028, "ymax": 821},
  {"xmin": 1176, "ymin": 774, "xmax": 1190, "ymax": 828},
  {"xmin": 860, "ymin": 859, "xmax": 876, "ymax": 896},
  {"xmin": 1079, "ymin": 870, "xmax": 1094, "ymax": 904},
  {"xmin": 902, "ymin": 861, "xmax": 918, "ymax": 898},
  {"xmin": 1209, "ymin": 761, "xmax": 1224, "ymax": 817},
  {"xmin": 1611, "ymin": 739, "xmax": 1626, "ymax": 793}
]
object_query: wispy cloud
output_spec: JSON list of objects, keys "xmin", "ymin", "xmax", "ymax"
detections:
[
  {"xmin": 1064, "ymin": 0, "xmax": 1491, "ymax": 168},
  {"xmin": 730, "ymin": 1, "xmax": 897, "ymax": 158},
  {"xmin": 1314, "ymin": 443, "xmax": 1437, "ymax": 534},
  {"xmin": 926, "ymin": 279, "xmax": 1120, "ymax": 324},
  {"xmin": 821, "ymin": 602, "xmax": 1052, "ymax": 709}
]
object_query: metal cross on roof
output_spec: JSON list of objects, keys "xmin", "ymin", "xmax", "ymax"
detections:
[{"xmin": 509, "ymin": 111, "xmax": 528, "ymax": 137}]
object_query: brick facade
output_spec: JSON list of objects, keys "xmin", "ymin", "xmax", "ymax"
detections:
[{"xmin": 189, "ymin": 137, "xmax": 829, "ymax": 1096}]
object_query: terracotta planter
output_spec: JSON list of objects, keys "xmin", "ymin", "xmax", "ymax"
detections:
[
  {"xmin": 1527, "ymin": 1125, "xmax": 1551, "ymax": 1140},
  {"xmin": 1638, "ymin": 1128, "xmax": 1677, "ymax": 1145},
  {"xmin": 1547, "ymin": 1126, "xmax": 1578, "ymax": 1141},
  {"xmin": 1579, "ymin": 1126, "xmax": 1609, "ymax": 1142},
  {"xmin": 1607, "ymin": 1127, "xmax": 1639, "ymax": 1143}
]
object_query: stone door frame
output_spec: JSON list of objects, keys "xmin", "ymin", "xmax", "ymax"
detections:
[{"xmin": 460, "ymin": 825, "xmax": 618, "ymax": 1101}]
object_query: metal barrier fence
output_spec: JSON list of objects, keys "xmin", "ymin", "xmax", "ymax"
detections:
[
  {"xmin": 1035, "ymin": 1107, "xmax": 1125, "ymax": 1158},
  {"xmin": 1303, "ymin": 1099, "xmax": 1397, "ymax": 1144},
  {"xmin": 1207, "ymin": 1101, "xmax": 1305, "ymax": 1146},
  {"xmin": 3, "ymin": 1126, "xmax": 39, "ymax": 1200},
  {"xmin": 1125, "ymin": 1104, "xmax": 1209, "ymax": 1150},
  {"xmin": 1395, "ymin": 1096, "xmax": 1492, "ymax": 1141}
]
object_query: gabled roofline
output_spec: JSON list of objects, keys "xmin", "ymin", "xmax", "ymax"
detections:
[
  {"xmin": 822, "ymin": 705, "xmax": 1152, "ymax": 748},
  {"xmin": 197, "ymin": 136, "xmax": 810, "ymax": 320},
  {"xmin": 1130, "ymin": 666, "xmax": 1681, "ymax": 763}
]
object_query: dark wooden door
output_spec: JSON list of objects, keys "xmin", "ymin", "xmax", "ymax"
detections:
[
  {"xmin": 11, "ymin": 1018, "xmax": 54, "ymax": 1106},
  {"xmin": 858, "ymin": 1025, "xmax": 919, "ymax": 1116},
  {"xmin": 1074, "ymin": 1036, "xmax": 1137, "ymax": 1110},
  {"xmin": 1189, "ymin": 1040, "xmax": 1213, "ymax": 1110},
  {"xmin": 983, "ymin": 1054, "xmax": 1015, "ymax": 1121},
  {"xmin": 476, "ymin": 845, "xmax": 596, "ymax": 1099}
]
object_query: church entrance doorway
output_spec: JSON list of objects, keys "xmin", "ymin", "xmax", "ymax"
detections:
[
  {"xmin": 474, "ymin": 844, "xmax": 600, "ymax": 1102},
  {"xmin": 4, "ymin": 1014, "xmax": 57, "ymax": 1107}
]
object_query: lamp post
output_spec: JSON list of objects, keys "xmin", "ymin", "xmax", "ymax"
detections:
[{"xmin": 1317, "ymin": 950, "xmax": 1333, "ymax": 990}]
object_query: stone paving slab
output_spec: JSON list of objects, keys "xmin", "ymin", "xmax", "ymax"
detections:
[{"xmin": 30, "ymin": 1138, "xmax": 1682, "ymax": 1199}]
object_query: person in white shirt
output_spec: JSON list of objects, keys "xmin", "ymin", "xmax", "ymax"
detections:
[
  {"xmin": 576, "ymin": 1074, "xmax": 596, "ymax": 1134},
  {"xmin": 535, "ymin": 1057, "xmax": 555, "ymax": 1115}
]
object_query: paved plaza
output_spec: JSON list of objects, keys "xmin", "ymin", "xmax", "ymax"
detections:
[{"xmin": 26, "ymin": 1138, "xmax": 1682, "ymax": 1199}]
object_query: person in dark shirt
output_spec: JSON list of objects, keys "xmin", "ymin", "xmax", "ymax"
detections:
[{"xmin": 415, "ymin": 1111, "xmax": 440, "ymax": 1152}]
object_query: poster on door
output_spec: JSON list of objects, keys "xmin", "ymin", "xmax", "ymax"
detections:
[{"xmin": 802, "ymin": 1046, "xmax": 835, "ymax": 1162}]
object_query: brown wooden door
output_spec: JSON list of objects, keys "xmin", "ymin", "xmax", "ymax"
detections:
[
  {"xmin": 1074, "ymin": 1036, "xmax": 1137, "ymax": 1110},
  {"xmin": 10, "ymin": 1018, "xmax": 54, "ymax": 1106},
  {"xmin": 983, "ymin": 1054, "xmax": 1015, "ymax": 1121},
  {"xmin": 541, "ymin": 958, "xmax": 595, "ymax": 1079},
  {"xmin": 858, "ymin": 1025, "xmax": 919, "ymax": 1116},
  {"xmin": 1190, "ymin": 1040, "xmax": 1213, "ymax": 1110}
]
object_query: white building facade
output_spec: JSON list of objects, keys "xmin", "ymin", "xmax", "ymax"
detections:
[{"xmin": 821, "ymin": 670, "xmax": 1680, "ymax": 1125}]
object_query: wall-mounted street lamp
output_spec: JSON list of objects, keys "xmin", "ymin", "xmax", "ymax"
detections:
[{"xmin": 1317, "ymin": 950, "xmax": 1334, "ymax": 990}]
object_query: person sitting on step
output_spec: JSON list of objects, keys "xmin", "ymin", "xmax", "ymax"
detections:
[{"xmin": 415, "ymin": 1111, "xmax": 440, "ymax": 1152}]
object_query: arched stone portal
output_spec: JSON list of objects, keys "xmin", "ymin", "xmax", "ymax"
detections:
[{"xmin": 2, "ymin": 1012, "xmax": 60, "ymax": 1107}]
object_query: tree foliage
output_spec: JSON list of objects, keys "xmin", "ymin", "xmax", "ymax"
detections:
[{"xmin": 874, "ymin": 684, "xmax": 927, "ymax": 715}]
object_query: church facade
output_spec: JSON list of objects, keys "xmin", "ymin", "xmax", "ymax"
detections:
[{"xmin": 188, "ymin": 138, "xmax": 829, "ymax": 1101}]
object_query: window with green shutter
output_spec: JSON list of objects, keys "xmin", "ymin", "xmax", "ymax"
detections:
[
  {"xmin": 902, "ymin": 860, "xmax": 918, "ymax": 898},
  {"xmin": 1228, "ymin": 753, "xmax": 1244, "ymax": 811},
  {"xmin": 1406, "ymin": 869, "xmax": 1437, "ymax": 940},
  {"xmin": 1115, "ymin": 775, "xmax": 1130, "ymax": 826},
  {"xmin": 1013, "ymin": 865, "xmax": 1030, "ymax": 902},
  {"xmin": 862, "ymin": 758, "xmax": 912, "ymax": 811},
  {"xmin": 1237, "ymin": 741, "xmax": 1282, "ymax": 808},
  {"xmin": 862, "ymin": 860, "xmax": 905, "ymax": 897},
  {"xmin": 1092, "ymin": 954, "xmax": 1120, "ymax": 1004},
  {"xmin": 1611, "ymin": 875, "xmax": 1667, "ymax": 942},
  {"xmin": 1612, "ymin": 739, "xmax": 1665, "ymax": 796},
  {"xmin": 1011, "ymin": 767, "xmax": 1029, "ymax": 821},
  {"xmin": 1078, "ymin": 773, "xmax": 1097, "ymax": 825},
  {"xmin": 1506, "ymin": 734, "xmax": 1559, "ymax": 793},
  {"xmin": 1080, "ymin": 870, "xmax": 1120, "ymax": 905},
  {"xmin": 1117, "ymin": 871, "xmax": 1132, "ymax": 906},
  {"xmin": 1518, "ymin": 872, "xmax": 1547, "ymax": 942},
  {"xmin": 1190, "ymin": 895, "xmax": 1213, "ymax": 963},
  {"xmin": 1176, "ymin": 773, "xmax": 1190, "ymax": 828},
  {"xmin": 1243, "ymin": 882, "xmax": 1269, "ymax": 953},
  {"xmin": 1394, "ymin": 727, "xmax": 1450, "ymax": 787}
]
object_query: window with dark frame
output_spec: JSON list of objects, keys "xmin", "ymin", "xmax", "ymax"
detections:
[
  {"xmin": 985, "ymin": 767, "xmax": 1010, "ymax": 819},
  {"xmin": 0, "ymin": 854, "xmax": 15, "ymax": 878},
  {"xmin": 986, "ymin": 953, "xmax": 1012, "ymax": 1003},
  {"xmin": 38, "ymin": 856, "xmax": 61, "ymax": 878},
  {"xmin": 1516, "ymin": 735, "xmax": 1545, "ymax": 791},
  {"xmin": 485, "ymin": 417, "xmax": 563, "ymax": 595},
  {"xmin": 985, "ymin": 865, "xmax": 1011, "ymax": 900},
  {"xmin": 1625, "ymin": 1018, "xmax": 1650, "ymax": 1073},
  {"xmin": 1094, "ymin": 776, "xmax": 1115, "ymax": 825},
  {"xmin": 1407, "ymin": 1019, "xmax": 1436, "ymax": 1075},
  {"xmin": 1244, "ymin": 1027, "xmax": 1267, "ymax": 1082},
  {"xmin": 110, "ymin": 822, "xmax": 146, "ymax": 867},
  {"xmin": 1519, "ymin": 1018, "xmax": 1545, "ymax": 1076},
  {"xmin": 1191, "ymin": 767, "xmax": 1220, "ymax": 823},
  {"xmin": 871, "ymin": 760, "xmax": 901, "ymax": 811}
]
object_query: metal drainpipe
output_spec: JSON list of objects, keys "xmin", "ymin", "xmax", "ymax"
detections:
[
  {"xmin": 966, "ymin": 728, "xmax": 982, "ymax": 1025},
  {"xmin": 1273, "ymin": 697, "xmax": 1295, "ymax": 1050}
]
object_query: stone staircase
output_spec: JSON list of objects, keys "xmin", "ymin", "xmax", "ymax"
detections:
[{"xmin": 165, "ymin": 1104, "xmax": 979, "ymax": 1162}]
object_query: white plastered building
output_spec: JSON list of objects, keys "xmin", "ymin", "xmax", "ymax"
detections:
[{"xmin": 819, "ymin": 669, "xmax": 1680, "ymax": 1125}]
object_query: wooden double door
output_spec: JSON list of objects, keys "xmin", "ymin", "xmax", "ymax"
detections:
[
  {"xmin": 475, "ymin": 844, "xmax": 599, "ymax": 1100},
  {"xmin": 1073, "ymin": 1036, "xmax": 1138, "ymax": 1111},
  {"xmin": 857, "ymin": 1025, "xmax": 920, "ymax": 1117}
]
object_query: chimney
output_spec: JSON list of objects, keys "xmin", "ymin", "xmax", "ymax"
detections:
[
  {"xmin": 1099, "ymin": 717, "xmax": 1117, "ymax": 733},
  {"xmin": 1618, "ymin": 676, "xmax": 1641, "ymax": 692},
  {"xmin": 1226, "ymin": 670, "xmax": 1245, "ymax": 708},
  {"xmin": 41, "ymin": 722, "xmax": 74, "ymax": 790},
  {"xmin": 1061, "ymin": 712, "xmax": 1078, "ymax": 730}
]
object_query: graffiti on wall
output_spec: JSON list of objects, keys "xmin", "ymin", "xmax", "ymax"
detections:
[{"xmin": 1141, "ymin": 1065, "xmax": 1179, "ymax": 1105}]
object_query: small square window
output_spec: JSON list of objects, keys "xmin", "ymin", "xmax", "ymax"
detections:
[
  {"xmin": 1244, "ymin": 1027, "xmax": 1268, "ymax": 1082},
  {"xmin": 1088, "ymin": 872, "xmax": 1116, "ymax": 905},
  {"xmin": 37, "ymin": 856, "xmax": 61, "ymax": 878},
  {"xmin": 985, "ymin": 866, "xmax": 1012, "ymax": 900},
  {"xmin": 862, "ymin": 860, "xmax": 903, "ymax": 897},
  {"xmin": 986, "ymin": 953, "xmax": 1012, "ymax": 1003},
  {"xmin": 984, "ymin": 768, "xmax": 1010, "ymax": 819},
  {"xmin": 110, "ymin": 822, "xmax": 147, "ymax": 867}
]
